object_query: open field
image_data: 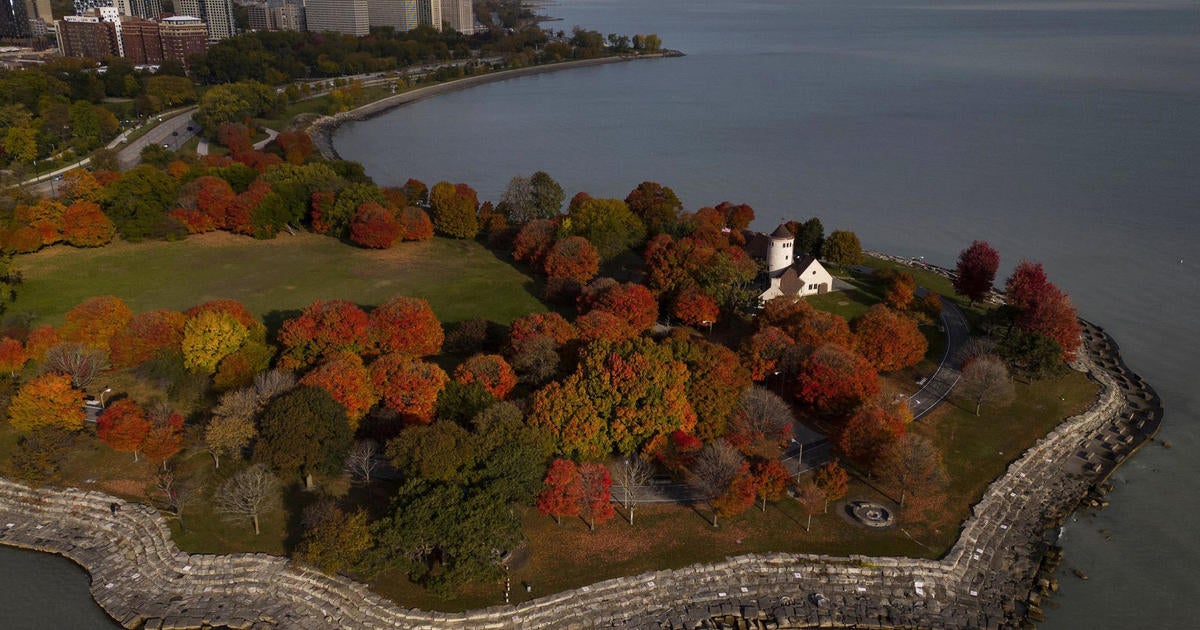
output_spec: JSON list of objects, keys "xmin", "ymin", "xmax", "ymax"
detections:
[{"xmin": 9, "ymin": 232, "xmax": 547, "ymax": 327}]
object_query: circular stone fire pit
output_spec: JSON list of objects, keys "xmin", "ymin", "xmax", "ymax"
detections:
[{"xmin": 849, "ymin": 500, "xmax": 895, "ymax": 528}]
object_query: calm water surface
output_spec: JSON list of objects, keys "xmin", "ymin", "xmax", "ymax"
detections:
[
  {"xmin": 339, "ymin": 1, "xmax": 1200, "ymax": 627},
  {"xmin": 2, "ymin": 1, "xmax": 1196, "ymax": 627}
]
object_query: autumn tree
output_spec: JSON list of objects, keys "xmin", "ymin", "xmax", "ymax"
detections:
[
  {"xmin": 739, "ymin": 326, "xmax": 794, "ymax": 381},
  {"xmin": 24, "ymin": 326, "xmax": 60, "ymax": 363},
  {"xmin": 666, "ymin": 333, "xmax": 751, "ymax": 441},
  {"xmin": 512, "ymin": 219, "xmax": 557, "ymax": 270},
  {"xmin": 181, "ymin": 310, "xmax": 248, "ymax": 375},
  {"xmin": 578, "ymin": 462, "xmax": 615, "ymax": 530},
  {"xmin": 1004, "ymin": 262, "xmax": 1082, "ymax": 360},
  {"xmin": 958, "ymin": 354, "xmax": 1015, "ymax": 415},
  {"xmin": 41, "ymin": 342, "xmax": 109, "ymax": 388},
  {"xmin": 814, "ymin": 460, "xmax": 849, "ymax": 512},
  {"xmin": 835, "ymin": 404, "xmax": 905, "ymax": 468},
  {"xmin": 527, "ymin": 380, "xmax": 608, "ymax": 460},
  {"xmin": 401, "ymin": 178, "xmax": 428, "ymax": 207},
  {"xmin": 300, "ymin": 353, "xmax": 376, "ymax": 428},
  {"xmin": 453, "ymin": 354, "xmax": 517, "ymax": 400},
  {"xmin": 875, "ymin": 434, "xmax": 947, "ymax": 510},
  {"xmin": 62, "ymin": 200, "xmax": 116, "ymax": 247},
  {"xmin": 624, "ymin": 181, "xmax": 682, "ymax": 233},
  {"xmin": 543, "ymin": 236, "xmax": 600, "ymax": 284},
  {"xmin": 110, "ymin": 309, "xmax": 186, "ymax": 369},
  {"xmin": 567, "ymin": 197, "xmax": 646, "ymax": 260},
  {"xmin": 215, "ymin": 464, "xmax": 280, "ymax": 535},
  {"xmin": 885, "ymin": 271, "xmax": 916, "ymax": 310},
  {"xmin": 141, "ymin": 406, "xmax": 184, "ymax": 470},
  {"xmin": 277, "ymin": 300, "xmax": 370, "ymax": 369},
  {"xmin": 8, "ymin": 373, "xmax": 84, "ymax": 432},
  {"xmin": 853, "ymin": 304, "xmax": 928, "ymax": 372},
  {"xmin": 0, "ymin": 337, "xmax": 28, "ymax": 376},
  {"xmin": 255, "ymin": 386, "xmax": 354, "ymax": 488},
  {"xmin": 760, "ymin": 296, "xmax": 853, "ymax": 350},
  {"xmin": 752, "ymin": 459, "xmax": 791, "ymax": 512},
  {"xmin": 726, "ymin": 386, "xmax": 794, "ymax": 457},
  {"xmin": 296, "ymin": 501, "xmax": 373, "ymax": 574},
  {"xmin": 579, "ymin": 280, "xmax": 659, "ymax": 332},
  {"xmin": 610, "ymin": 456, "xmax": 653, "ymax": 525},
  {"xmin": 204, "ymin": 407, "xmax": 257, "ymax": 469},
  {"xmin": 796, "ymin": 344, "xmax": 880, "ymax": 416},
  {"xmin": 536, "ymin": 458, "xmax": 583, "ymax": 525},
  {"xmin": 711, "ymin": 463, "xmax": 757, "ymax": 525},
  {"xmin": 368, "ymin": 353, "xmax": 448, "ymax": 423},
  {"xmin": 398, "ymin": 207, "xmax": 433, "ymax": 241},
  {"xmin": 507, "ymin": 312, "xmax": 575, "ymax": 356},
  {"xmin": 368, "ymin": 296, "xmax": 443, "ymax": 357},
  {"xmin": 97, "ymin": 398, "xmax": 151, "ymax": 461},
  {"xmin": 953, "ymin": 241, "xmax": 1000, "ymax": 304},
  {"xmin": 573, "ymin": 310, "xmax": 637, "ymax": 344},
  {"xmin": 689, "ymin": 441, "xmax": 745, "ymax": 527},
  {"xmin": 60, "ymin": 295, "xmax": 133, "ymax": 352},
  {"xmin": 349, "ymin": 201, "xmax": 402, "ymax": 249},
  {"xmin": 428, "ymin": 181, "xmax": 479, "ymax": 239},
  {"xmin": 795, "ymin": 478, "xmax": 826, "ymax": 532},
  {"xmin": 671, "ymin": 287, "xmax": 720, "ymax": 328}
]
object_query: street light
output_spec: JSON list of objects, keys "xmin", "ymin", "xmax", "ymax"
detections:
[{"xmin": 99, "ymin": 387, "xmax": 112, "ymax": 408}]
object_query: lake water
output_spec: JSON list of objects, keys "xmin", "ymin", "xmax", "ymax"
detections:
[
  {"xmin": 337, "ymin": 0, "xmax": 1200, "ymax": 627},
  {"xmin": 2, "ymin": 0, "xmax": 1196, "ymax": 627}
]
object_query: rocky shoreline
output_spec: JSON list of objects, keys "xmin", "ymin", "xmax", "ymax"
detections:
[
  {"xmin": 0, "ymin": 318, "xmax": 1160, "ymax": 629},
  {"xmin": 308, "ymin": 52, "xmax": 680, "ymax": 162}
]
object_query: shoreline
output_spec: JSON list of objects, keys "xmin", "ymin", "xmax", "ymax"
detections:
[
  {"xmin": 0, "ymin": 319, "xmax": 1161, "ymax": 629},
  {"xmin": 309, "ymin": 52, "xmax": 681, "ymax": 161}
]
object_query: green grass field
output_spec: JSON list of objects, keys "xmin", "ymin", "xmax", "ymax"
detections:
[{"xmin": 9, "ymin": 232, "xmax": 547, "ymax": 327}]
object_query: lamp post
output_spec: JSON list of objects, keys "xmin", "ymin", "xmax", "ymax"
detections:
[{"xmin": 99, "ymin": 387, "xmax": 112, "ymax": 408}]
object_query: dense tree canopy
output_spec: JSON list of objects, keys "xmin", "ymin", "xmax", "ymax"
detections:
[{"xmin": 255, "ymin": 386, "xmax": 354, "ymax": 487}]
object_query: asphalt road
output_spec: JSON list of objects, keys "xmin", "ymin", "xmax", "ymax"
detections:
[{"xmin": 117, "ymin": 109, "xmax": 198, "ymax": 170}]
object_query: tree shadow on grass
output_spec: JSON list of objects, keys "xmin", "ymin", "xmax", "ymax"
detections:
[{"xmin": 281, "ymin": 481, "xmax": 320, "ymax": 554}]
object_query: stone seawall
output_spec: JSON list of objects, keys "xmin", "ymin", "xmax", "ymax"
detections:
[
  {"xmin": 309, "ymin": 53, "xmax": 676, "ymax": 162},
  {"xmin": 0, "ymin": 322, "xmax": 1160, "ymax": 629}
]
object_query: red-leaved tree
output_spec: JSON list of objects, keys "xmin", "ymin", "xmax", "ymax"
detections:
[
  {"xmin": 97, "ymin": 398, "xmax": 151, "ymax": 461},
  {"xmin": 578, "ymin": 280, "xmax": 658, "ymax": 332},
  {"xmin": 512, "ymin": 219, "xmax": 557, "ymax": 270},
  {"xmin": 367, "ymin": 296, "xmax": 444, "ymax": 357},
  {"xmin": 109, "ymin": 309, "xmax": 186, "ymax": 368},
  {"xmin": 578, "ymin": 462, "xmax": 615, "ymax": 530},
  {"xmin": 739, "ymin": 326, "xmax": 794, "ymax": 381},
  {"xmin": 349, "ymin": 201, "xmax": 401, "ymax": 249},
  {"xmin": 300, "ymin": 353, "xmax": 376, "ymax": 429},
  {"xmin": 398, "ymin": 207, "xmax": 433, "ymax": 241},
  {"xmin": 853, "ymin": 305, "xmax": 928, "ymax": 372},
  {"xmin": 368, "ymin": 353, "xmax": 447, "ymax": 423},
  {"xmin": 277, "ymin": 300, "xmax": 370, "ymax": 369},
  {"xmin": 453, "ymin": 354, "xmax": 518, "ymax": 400},
  {"xmin": 671, "ymin": 287, "xmax": 720, "ymax": 328},
  {"xmin": 543, "ymin": 236, "xmax": 600, "ymax": 284},
  {"xmin": 0, "ymin": 337, "xmax": 28, "ymax": 376},
  {"xmin": 796, "ymin": 344, "xmax": 880, "ymax": 416},
  {"xmin": 536, "ymin": 458, "xmax": 582, "ymax": 525},
  {"xmin": 953, "ymin": 241, "xmax": 1000, "ymax": 304}
]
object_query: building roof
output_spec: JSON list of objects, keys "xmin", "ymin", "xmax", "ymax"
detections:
[{"xmin": 770, "ymin": 223, "xmax": 793, "ymax": 239}]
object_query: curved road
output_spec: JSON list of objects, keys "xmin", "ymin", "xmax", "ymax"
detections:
[{"xmin": 909, "ymin": 295, "xmax": 970, "ymax": 420}]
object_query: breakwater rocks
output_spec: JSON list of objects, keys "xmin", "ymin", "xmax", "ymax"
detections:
[
  {"xmin": 309, "ymin": 53, "xmax": 677, "ymax": 161},
  {"xmin": 0, "ymin": 323, "xmax": 1160, "ymax": 629}
]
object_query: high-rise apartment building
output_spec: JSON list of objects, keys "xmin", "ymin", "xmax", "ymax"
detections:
[
  {"xmin": 304, "ymin": 0, "xmax": 368, "ymax": 36},
  {"xmin": 56, "ymin": 10, "xmax": 120, "ymax": 59},
  {"xmin": 1, "ymin": 0, "xmax": 52, "ymax": 39},
  {"xmin": 440, "ymin": 0, "xmax": 472, "ymax": 34},
  {"xmin": 113, "ymin": 0, "xmax": 161, "ymax": 19},
  {"xmin": 176, "ymin": 0, "xmax": 235, "ymax": 41},
  {"xmin": 119, "ymin": 16, "xmax": 162, "ymax": 64},
  {"xmin": 246, "ymin": 0, "xmax": 302, "ymax": 32},
  {"xmin": 159, "ymin": 15, "xmax": 208, "ymax": 69},
  {"xmin": 368, "ymin": 0, "xmax": 417, "ymax": 32},
  {"xmin": 416, "ymin": 0, "xmax": 440, "ymax": 31}
]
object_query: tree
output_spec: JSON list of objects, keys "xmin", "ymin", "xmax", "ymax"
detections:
[
  {"xmin": 998, "ymin": 330, "xmax": 1063, "ymax": 381},
  {"xmin": 853, "ymin": 305, "xmax": 928, "ymax": 372},
  {"xmin": 296, "ymin": 501, "xmax": 373, "ymax": 574},
  {"xmin": 760, "ymin": 297, "xmax": 853, "ymax": 350},
  {"xmin": 953, "ymin": 241, "xmax": 1000, "ymax": 304},
  {"xmin": 453, "ymin": 354, "xmax": 517, "ymax": 400},
  {"xmin": 814, "ymin": 460, "xmax": 849, "ymax": 512},
  {"xmin": 512, "ymin": 219, "xmax": 557, "ymax": 270},
  {"xmin": 8, "ymin": 373, "xmax": 84, "ymax": 433},
  {"xmin": 62, "ymin": 200, "xmax": 115, "ymax": 247},
  {"xmin": 573, "ymin": 310, "xmax": 637, "ymax": 344},
  {"xmin": 255, "ymin": 386, "xmax": 354, "ymax": 489},
  {"xmin": 0, "ymin": 337, "xmax": 28, "ymax": 376},
  {"xmin": 624, "ymin": 181, "xmax": 682, "ymax": 233},
  {"xmin": 349, "ymin": 201, "xmax": 402, "ymax": 249},
  {"xmin": 665, "ymin": 333, "xmax": 751, "ymax": 441},
  {"xmin": 97, "ymin": 399, "xmax": 151, "ymax": 462},
  {"xmin": 41, "ymin": 342, "xmax": 109, "ymax": 388},
  {"xmin": 567, "ymin": 197, "xmax": 646, "ymax": 260},
  {"xmin": 277, "ymin": 300, "xmax": 370, "ymax": 369},
  {"xmin": 60, "ymin": 295, "xmax": 133, "ymax": 352},
  {"xmin": 368, "ymin": 353, "xmax": 448, "ymax": 423},
  {"xmin": 1004, "ymin": 262, "xmax": 1082, "ymax": 360},
  {"xmin": 578, "ymin": 462, "xmax": 615, "ymax": 530},
  {"xmin": 367, "ymin": 296, "xmax": 444, "ymax": 357},
  {"xmin": 885, "ymin": 271, "xmax": 916, "ymax": 310},
  {"xmin": 151, "ymin": 468, "xmax": 199, "ymax": 529},
  {"xmin": 387, "ymin": 421, "xmax": 478, "ymax": 485},
  {"xmin": 671, "ymin": 288, "xmax": 720, "ymax": 328},
  {"xmin": 688, "ymin": 441, "xmax": 744, "ymax": 527},
  {"xmin": 204, "ymin": 411, "xmax": 256, "ymax": 469},
  {"xmin": 579, "ymin": 280, "xmax": 659, "ymax": 332},
  {"xmin": 110, "ymin": 309, "xmax": 186, "ymax": 369},
  {"xmin": 399, "ymin": 207, "xmax": 434, "ymax": 241},
  {"xmin": 401, "ymin": 178, "xmax": 428, "ymax": 207},
  {"xmin": 428, "ymin": 181, "xmax": 479, "ymax": 239},
  {"xmin": 739, "ymin": 327, "xmax": 794, "ymax": 381},
  {"xmin": 213, "ymin": 341, "xmax": 274, "ymax": 392},
  {"xmin": 543, "ymin": 236, "xmax": 600, "ymax": 284},
  {"xmin": 24, "ymin": 326, "xmax": 59, "ymax": 362},
  {"xmin": 820, "ymin": 230, "xmax": 863, "ymax": 266},
  {"xmin": 610, "ymin": 456, "xmax": 652, "ymax": 525},
  {"xmin": 795, "ymin": 218, "xmax": 825, "ymax": 257},
  {"xmin": 875, "ymin": 434, "xmax": 946, "ymax": 509},
  {"xmin": 796, "ymin": 344, "xmax": 880, "ymax": 416},
  {"xmin": 536, "ymin": 458, "xmax": 582, "ymax": 525},
  {"xmin": 345, "ymin": 439, "xmax": 380, "ymax": 483},
  {"xmin": 527, "ymin": 380, "xmax": 608, "ymax": 460},
  {"xmin": 835, "ymin": 405, "xmax": 905, "ymax": 468},
  {"xmin": 794, "ymin": 478, "xmax": 825, "ymax": 532},
  {"xmin": 181, "ymin": 310, "xmax": 248, "ymax": 375},
  {"xmin": 500, "ymin": 171, "xmax": 564, "ymax": 223},
  {"xmin": 726, "ymin": 386, "xmax": 794, "ymax": 457},
  {"xmin": 958, "ymin": 354, "xmax": 1015, "ymax": 415},
  {"xmin": 99, "ymin": 165, "xmax": 179, "ymax": 240},
  {"xmin": 752, "ymin": 459, "xmax": 791, "ymax": 512},
  {"xmin": 299, "ymin": 353, "xmax": 376, "ymax": 428},
  {"xmin": 141, "ymin": 407, "xmax": 184, "ymax": 470},
  {"xmin": 507, "ymin": 312, "xmax": 575, "ymax": 355},
  {"xmin": 215, "ymin": 464, "xmax": 280, "ymax": 535}
]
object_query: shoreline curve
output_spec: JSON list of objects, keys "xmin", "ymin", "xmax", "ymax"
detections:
[
  {"xmin": 0, "ymin": 317, "xmax": 1161, "ymax": 629},
  {"xmin": 309, "ymin": 52, "xmax": 681, "ymax": 161}
]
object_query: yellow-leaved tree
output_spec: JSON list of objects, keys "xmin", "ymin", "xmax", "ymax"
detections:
[
  {"xmin": 8, "ymin": 373, "xmax": 85, "ymax": 432},
  {"xmin": 181, "ymin": 310, "xmax": 248, "ymax": 375}
]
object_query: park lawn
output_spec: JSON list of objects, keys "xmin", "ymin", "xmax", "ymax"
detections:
[{"xmin": 9, "ymin": 232, "xmax": 547, "ymax": 327}]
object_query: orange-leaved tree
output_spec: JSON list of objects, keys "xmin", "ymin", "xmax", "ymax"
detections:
[
  {"xmin": 277, "ymin": 299, "xmax": 370, "ymax": 369},
  {"xmin": 62, "ymin": 200, "xmax": 115, "ymax": 247},
  {"xmin": 300, "ymin": 353, "xmax": 376, "ymax": 429},
  {"xmin": 349, "ymin": 201, "xmax": 401, "ymax": 249},
  {"xmin": 7, "ymin": 373, "xmax": 85, "ymax": 432},
  {"xmin": 368, "ymin": 353, "xmax": 447, "ymax": 423},
  {"xmin": 543, "ymin": 236, "xmax": 600, "ymax": 284},
  {"xmin": 536, "ymin": 458, "xmax": 582, "ymax": 525},
  {"xmin": 367, "ymin": 296, "xmax": 443, "ymax": 357},
  {"xmin": 60, "ymin": 295, "xmax": 133, "ymax": 353},
  {"xmin": 578, "ymin": 462, "xmax": 615, "ymax": 531},
  {"xmin": 453, "ymin": 354, "xmax": 517, "ymax": 400},
  {"xmin": 0, "ymin": 337, "xmax": 28, "ymax": 376},
  {"xmin": 110, "ymin": 309, "xmax": 186, "ymax": 368},
  {"xmin": 141, "ymin": 406, "xmax": 184, "ymax": 470},
  {"xmin": 97, "ymin": 398, "xmax": 151, "ymax": 461},
  {"xmin": 796, "ymin": 344, "xmax": 880, "ymax": 416},
  {"xmin": 853, "ymin": 304, "xmax": 927, "ymax": 372},
  {"xmin": 671, "ymin": 287, "xmax": 720, "ymax": 329}
]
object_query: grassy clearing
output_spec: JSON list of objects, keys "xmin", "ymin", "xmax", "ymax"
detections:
[{"xmin": 9, "ymin": 232, "xmax": 547, "ymax": 327}]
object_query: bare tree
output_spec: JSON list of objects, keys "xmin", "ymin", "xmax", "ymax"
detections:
[
  {"xmin": 215, "ymin": 464, "xmax": 280, "ymax": 535},
  {"xmin": 214, "ymin": 387, "xmax": 260, "ymax": 421},
  {"xmin": 735, "ymin": 386, "xmax": 795, "ymax": 444},
  {"xmin": 345, "ymin": 440, "xmax": 379, "ymax": 483},
  {"xmin": 794, "ymin": 478, "xmax": 825, "ymax": 532},
  {"xmin": 957, "ymin": 354, "xmax": 1015, "ymax": 416},
  {"xmin": 204, "ymin": 413, "xmax": 256, "ymax": 468},
  {"xmin": 152, "ymin": 469, "xmax": 200, "ymax": 529},
  {"xmin": 42, "ymin": 342, "xmax": 109, "ymax": 388},
  {"xmin": 874, "ymin": 434, "xmax": 946, "ymax": 509},
  {"xmin": 610, "ymin": 457, "xmax": 653, "ymax": 525},
  {"xmin": 688, "ymin": 441, "xmax": 744, "ymax": 527},
  {"xmin": 253, "ymin": 369, "xmax": 296, "ymax": 403}
]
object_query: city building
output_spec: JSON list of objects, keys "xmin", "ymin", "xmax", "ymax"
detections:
[
  {"xmin": 1, "ymin": 0, "xmax": 53, "ymax": 39},
  {"xmin": 246, "ymin": 0, "xmax": 303, "ymax": 32},
  {"xmin": 113, "ymin": 0, "xmax": 161, "ymax": 19},
  {"xmin": 119, "ymin": 16, "xmax": 161, "ymax": 64},
  {"xmin": 416, "ymin": 0, "xmax": 440, "ymax": 32},
  {"xmin": 176, "ymin": 0, "xmax": 235, "ymax": 41},
  {"xmin": 440, "ymin": 0, "xmax": 472, "ymax": 34},
  {"xmin": 56, "ymin": 11, "xmax": 120, "ymax": 59},
  {"xmin": 368, "ymin": 0, "xmax": 417, "ymax": 32},
  {"xmin": 159, "ymin": 14, "xmax": 208, "ymax": 69},
  {"xmin": 304, "ymin": 0, "xmax": 367, "ymax": 36}
]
